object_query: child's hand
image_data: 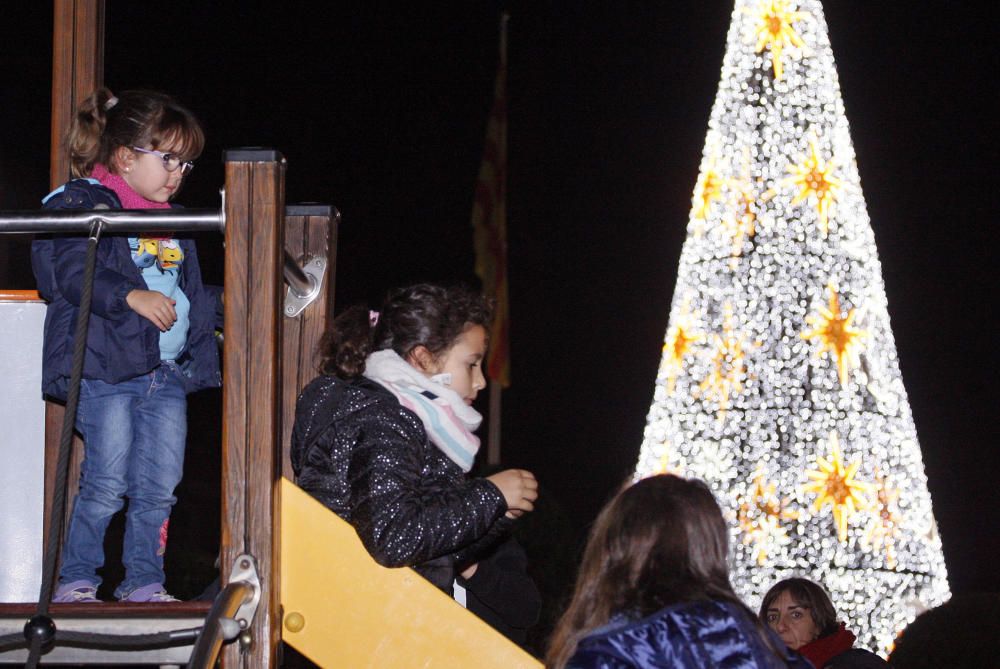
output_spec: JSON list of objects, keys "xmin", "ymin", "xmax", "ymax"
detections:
[
  {"xmin": 487, "ymin": 469, "xmax": 539, "ymax": 519},
  {"xmin": 126, "ymin": 289, "xmax": 177, "ymax": 331}
]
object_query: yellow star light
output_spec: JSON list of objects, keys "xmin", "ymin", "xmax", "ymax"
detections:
[
  {"xmin": 863, "ymin": 469, "xmax": 902, "ymax": 569},
  {"xmin": 750, "ymin": 0, "xmax": 810, "ymax": 80},
  {"xmin": 661, "ymin": 300, "xmax": 703, "ymax": 393},
  {"xmin": 692, "ymin": 157, "xmax": 725, "ymax": 221},
  {"xmin": 697, "ymin": 305, "xmax": 756, "ymax": 417},
  {"xmin": 804, "ymin": 432, "xmax": 873, "ymax": 542},
  {"xmin": 737, "ymin": 469, "xmax": 799, "ymax": 564},
  {"xmin": 651, "ymin": 444, "xmax": 683, "ymax": 477},
  {"xmin": 722, "ymin": 176, "xmax": 757, "ymax": 268},
  {"xmin": 801, "ymin": 282, "xmax": 868, "ymax": 386},
  {"xmin": 781, "ymin": 136, "xmax": 845, "ymax": 236}
]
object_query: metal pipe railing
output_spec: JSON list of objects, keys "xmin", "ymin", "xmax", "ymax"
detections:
[
  {"xmin": 186, "ymin": 581, "xmax": 256, "ymax": 669},
  {"xmin": 1, "ymin": 207, "xmax": 319, "ymax": 311},
  {"xmin": 0, "ymin": 208, "xmax": 225, "ymax": 234},
  {"xmin": 283, "ymin": 251, "xmax": 315, "ymax": 299}
]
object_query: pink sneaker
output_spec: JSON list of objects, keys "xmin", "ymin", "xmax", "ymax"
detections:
[
  {"xmin": 117, "ymin": 583, "xmax": 179, "ymax": 603},
  {"xmin": 53, "ymin": 580, "xmax": 100, "ymax": 603}
]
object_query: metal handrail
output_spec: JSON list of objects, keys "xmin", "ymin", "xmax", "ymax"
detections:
[
  {"xmin": 186, "ymin": 581, "xmax": 255, "ymax": 669},
  {"xmin": 0, "ymin": 209, "xmax": 323, "ymax": 306},
  {"xmin": 0, "ymin": 208, "xmax": 225, "ymax": 234}
]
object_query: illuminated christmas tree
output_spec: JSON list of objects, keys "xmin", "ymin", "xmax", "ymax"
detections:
[{"xmin": 635, "ymin": 0, "xmax": 949, "ymax": 653}]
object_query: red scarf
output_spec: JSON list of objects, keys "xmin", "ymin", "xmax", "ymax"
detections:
[
  {"xmin": 89, "ymin": 163, "xmax": 172, "ymax": 241},
  {"xmin": 90, "ymin": 163, "xmax": 172, "ymax": 210},
  {"xmin": 799, "ymin": 622, "xmax": 856, "ymax": 668}
]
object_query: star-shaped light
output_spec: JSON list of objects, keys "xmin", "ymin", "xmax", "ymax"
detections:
[
  {"xmin": 651, "ymin": 442, "xmax": 683, "ymax": 477},
  {"xmin": 697, "ymin": 304, "xmax": 756, "ymax": 417},
  {"xmin": 801, "ymin": 282, "xmax": 868, "ymax": 385},
  {"xmin": 692, "ymin": 157, "xmax": 725, "ymax": 221},
  {"xmin": 721, "ymin": 166, "xmax": 758, "ymax": 268},
  {"xmin": 749, "ymin": 0, "xmax": 810, "ymax": 80},
  {"xmin": 737, "ymin": 469, "xmax": 799, "ymax": 564},
  {"xmin": 661, "ymin": 300, "xmax": 703, "ymax": 393},
  {"xmin": 780, "ymin": 135, "xmax": 845, "ymax": 236},
  {"xmin": 863, "ymin": 469, "xmax": 902, "ymax": 569},
  {"xmin": 804, "ymin": 431, "xmax": 873, "ymax": 542}
]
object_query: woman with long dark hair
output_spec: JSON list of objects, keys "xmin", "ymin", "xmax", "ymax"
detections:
[{"xmin": 546, "ymin": 474, "xmax": 809, "ymax": 668}]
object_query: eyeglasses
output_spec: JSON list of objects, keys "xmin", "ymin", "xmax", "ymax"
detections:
[{"xmin": 131, "ymin": 147, "xmax": 195, "ymax": 176}]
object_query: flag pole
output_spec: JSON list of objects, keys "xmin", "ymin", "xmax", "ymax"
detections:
[
  {"xmin": 475, "ymin": 11, "xmax": 509, "ymax": 467},
  {"xmin": 487, "ymin": 382, "xmax": 502, "ymax": 466}
]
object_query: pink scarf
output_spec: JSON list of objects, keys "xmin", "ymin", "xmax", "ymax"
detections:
[{"xmin": 90, "ymin": 163, "xmax": 171, "ymax": 210}]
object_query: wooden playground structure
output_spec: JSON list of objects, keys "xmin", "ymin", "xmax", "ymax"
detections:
[{"xmin": 0, "ymin": 2, "xmax": 542, "ymax": 666}]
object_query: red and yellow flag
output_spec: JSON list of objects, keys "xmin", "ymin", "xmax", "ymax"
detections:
[{"xmin": 472, "ymin": 14, "xmax": 510, "ymax": 387}]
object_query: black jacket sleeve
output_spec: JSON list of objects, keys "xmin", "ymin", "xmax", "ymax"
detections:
[{"xmin": 347, "ymin": 408, "xmax": 507, "ymax": 568}]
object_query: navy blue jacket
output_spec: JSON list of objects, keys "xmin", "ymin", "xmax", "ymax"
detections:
[
  {"xmin": 31, "ymin": 179, "xmax": 221, "ymax": 400},
  {"xmin": 567, "ymin": 600, "xmax": 813, "ymax": 669}
]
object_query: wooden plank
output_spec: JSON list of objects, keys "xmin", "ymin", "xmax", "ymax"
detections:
[
  {"xmin": 279, "ymin": 215, "xmax": 305, "ymax": 480},
  {"xmin": 220, "ymin": 151, "xmax": 286, "ymax": 668},
  {"xmin": 50, "ymin": 0, "xmax": 105, "ymax": 187},
  {"xmin": 279, "ymin": 206, "xmax": 340, "ymax": 480},
  {"xmin": 44, "ymin": 0, "xmax": 106, "ymax": 593},
  {"xmin": 0, "ymin": 290, "xmax": 41, "ymax": 301}
]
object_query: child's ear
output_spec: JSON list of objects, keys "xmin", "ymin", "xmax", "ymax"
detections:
[
  {"xmin": 406, "ymin": 346, "xmax": 438, "ymax": 374},
  {"xmin": 113, "ymin": 146, "xmax": 136, "ymax": 174}
]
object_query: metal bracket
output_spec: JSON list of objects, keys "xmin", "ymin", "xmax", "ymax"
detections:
[
  {"xmin": 227, "ymin": 554, "xmax": 262, "ymax": 635},
  {"xmin": 283, "ymin": 256, "xmax": 326, "ymax": 318}
]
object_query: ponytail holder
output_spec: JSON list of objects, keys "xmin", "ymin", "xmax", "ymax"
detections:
[
  {"xmin": 369, "ymin": 310, "xmax": 380, "ymax": 327},
  {"xmin": 103, "ymin": 96, "xmax": 119, "ymax": 111}
]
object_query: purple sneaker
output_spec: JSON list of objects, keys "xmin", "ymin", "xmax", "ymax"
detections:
[
  {"xmin": 53, "ymin": 580, "xmax": 100, "ymax": 603},
  {"xmin": 117, "ymin": 583, "xmax": 179, "ymax": 603}
]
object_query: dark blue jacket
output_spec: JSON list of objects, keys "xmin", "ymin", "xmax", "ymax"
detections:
[
  {"xmin": 31, "ymin": 179, "xmax": 221, "ymax": 400},
  {"xmin": 567, "ymin": 600, "xmax": 813, "ymax": 669}
]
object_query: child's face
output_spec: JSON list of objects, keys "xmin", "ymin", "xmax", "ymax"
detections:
[
  {"xmin": 120, "ymin": 143, "xmax": 187, "ymax": 203},
  {"xmin": 430, "ymin": 324, "xmax": 488, "ymax": 404}
]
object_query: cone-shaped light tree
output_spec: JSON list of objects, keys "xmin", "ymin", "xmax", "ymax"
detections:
[{"xmin": 636, "ymin": 0, "xmax": 949, "ymax": 653}]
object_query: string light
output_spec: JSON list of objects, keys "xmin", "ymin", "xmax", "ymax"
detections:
[{"xmin": 636, "ymin": 0, "xmax": 950, "ymax": 654}]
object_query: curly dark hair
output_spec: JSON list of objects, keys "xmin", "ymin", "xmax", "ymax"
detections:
[{"xmin": 318, "ymin": 283, "xmax": 493, "ymax": 378}]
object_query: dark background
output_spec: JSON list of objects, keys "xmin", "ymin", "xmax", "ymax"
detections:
[{"xmin": 2, "ymin": 0, "xmax": 997, "ymax": 654}]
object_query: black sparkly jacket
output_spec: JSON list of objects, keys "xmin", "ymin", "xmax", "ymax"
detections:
[{"xmin": 290, "ymin": 374, "xmax": 510, "ymax": 590}]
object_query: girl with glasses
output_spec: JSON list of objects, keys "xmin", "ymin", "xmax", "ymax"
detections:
[{"xmin": 32, "ymin": 88, "xmax": 221, "ymax": 603}]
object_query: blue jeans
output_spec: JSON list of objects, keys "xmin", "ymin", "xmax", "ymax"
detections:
[{"xmin": 59, "ymin": 363, "xmax": 187, "ymax": 597}]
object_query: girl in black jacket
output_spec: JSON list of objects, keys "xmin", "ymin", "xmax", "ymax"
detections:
[{"xmin": 291, "ymin": 283, "xmax": 540, "ymax": 639}]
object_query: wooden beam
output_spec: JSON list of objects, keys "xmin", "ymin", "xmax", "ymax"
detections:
[
  {"xmin": 50, "ymin": 0, "xmax": 105, "ymax": 187},
  {"xmin": 280, "ymin": 205, "xmax": 340, "ymax": 478},
  {"xmin": 43, "ymin": 0, "xmax": 105, "ymax": 578},
  {"xmin": 220, "ymin": 149, "xmax": 286, "ymax": 668}
]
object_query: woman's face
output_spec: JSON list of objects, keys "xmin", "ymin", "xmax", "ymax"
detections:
[{"xmin": 765, "ymin": 590, "xmax": 820, "ymax": 650}]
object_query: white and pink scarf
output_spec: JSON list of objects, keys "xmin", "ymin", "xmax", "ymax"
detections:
[{"xmin": 363, "ymin": 349, "xmax": 481, "ymax": 472}]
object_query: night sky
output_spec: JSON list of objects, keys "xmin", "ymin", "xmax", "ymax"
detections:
[{"xmin": 2, "ymin": 0, "xmax": 997, "ymax": 616}]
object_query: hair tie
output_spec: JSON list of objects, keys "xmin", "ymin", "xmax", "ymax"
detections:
[
  {"xmin": 369, "ymin": 310, "xmax": 380, "ymax": 327},
  {"xmin": 103, "ymin": 95, "xmax": 119, "ymax": 111}
]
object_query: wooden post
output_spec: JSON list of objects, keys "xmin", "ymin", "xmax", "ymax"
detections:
[
  {"xmin": 43, "ymin": 0, "xmax": 105, "ymax": 565},
  {"xmin": 280, "ymin": 205, "xmax": 340, "ymax": 478},
  {"xmin": 50, "ymin": 0, "xmax": 105, "ymax": 187},
  {"xmin": 220, "ymin": 149, "xmax": 286, "ymax": 668}
]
